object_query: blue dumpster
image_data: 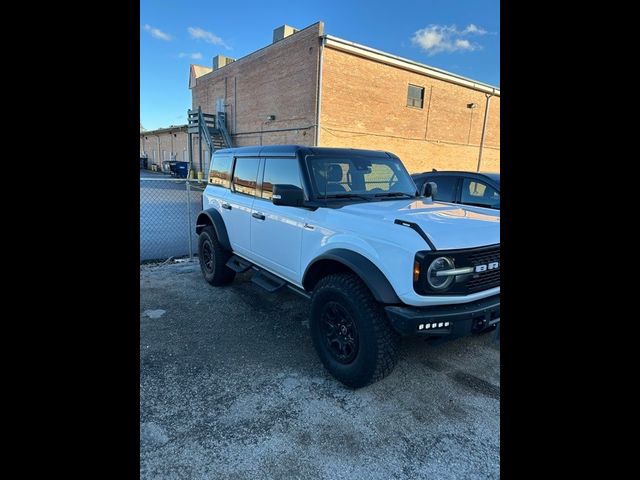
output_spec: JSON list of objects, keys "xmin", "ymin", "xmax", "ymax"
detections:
[{"xmin": 173, "ymin": 161, "xmax": 189, "ymax": 178}]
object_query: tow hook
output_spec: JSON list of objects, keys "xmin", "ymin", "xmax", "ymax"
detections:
[{"xmin": 471, "ymin": 316, "xmax": 488, "ymax": 333}]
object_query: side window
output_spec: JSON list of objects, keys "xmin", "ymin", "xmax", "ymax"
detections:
[
  {"xmin": 208, "ymin": 155, "xmax": 232, "ymax": 188},
  {"xmin": 232, "ymin": 157, "xmax": 260, "ymax": 197},
  {"xmin": 461, "ymin": 178, "xmax": 500, "ymax": 208},
  {"xmin": 261, "ymin": 158, "xmax": 302, "ymax": 200},
  {"xmin": 430, "ymin": 176, "xmax": 457, "ymax": 202}
]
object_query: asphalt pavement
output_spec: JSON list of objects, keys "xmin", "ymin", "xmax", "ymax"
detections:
[{"xmin": 140, "ymin": 261, "xmax": 500, "ymax": 479}]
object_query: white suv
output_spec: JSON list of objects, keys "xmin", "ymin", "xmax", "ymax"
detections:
[{"xmin": 196, "ymin": 145, "xmax": 500, "ymax": 387}]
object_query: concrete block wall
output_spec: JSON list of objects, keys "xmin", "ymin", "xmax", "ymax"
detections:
[{"xmin": 140, "ymin": 129, "xmax": 190, "ymax": 167}]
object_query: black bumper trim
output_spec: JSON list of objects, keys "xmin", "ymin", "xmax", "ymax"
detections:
[{"xmin": 384, "ymin": 294, "xmax": 500, "ymax": 337}]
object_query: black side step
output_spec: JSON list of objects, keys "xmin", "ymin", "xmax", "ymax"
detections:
[
  {"xmin": 225, "ymin": 255, "xmax": 252, "ymax": 273},
  {"xmin": 251, "ymin": 269, "xmax": 287, "ymax": 292}
]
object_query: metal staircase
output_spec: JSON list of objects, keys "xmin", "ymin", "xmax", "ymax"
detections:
[{"xmin": 187, "ymin": 107, "xmax": 233, "ymax": 173}]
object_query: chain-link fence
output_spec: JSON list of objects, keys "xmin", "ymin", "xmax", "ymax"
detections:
[{"xmin": 140, "ymin": 176, "xmax": 206, "ymax": 262}]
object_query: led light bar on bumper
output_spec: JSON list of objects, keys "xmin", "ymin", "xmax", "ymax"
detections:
[
  {"xmin": 384, "ymin": 294, "xmax": 500, "ymax": 337},
  {"xmin": 413, "ymin": 244, "xmax": 500, "ymax": 295}
]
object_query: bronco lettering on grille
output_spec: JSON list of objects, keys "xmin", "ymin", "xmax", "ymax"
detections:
[{"xmin": 474, "ymin": 262, "xmax": 499, "ymax": 273}]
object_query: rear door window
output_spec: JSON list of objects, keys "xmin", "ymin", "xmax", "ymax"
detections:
[{"xmin": 232, "ymin": 157, "xmax": 260, "ymax": 197}]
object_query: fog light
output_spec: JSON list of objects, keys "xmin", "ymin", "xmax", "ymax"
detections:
[{"xmin": 418, "ymin": 324, "xmax": 424, "ymax": 330}]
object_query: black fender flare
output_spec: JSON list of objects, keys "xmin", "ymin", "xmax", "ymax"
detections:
[
  {"xmin": 195, "ymin": 208, "xmax": 232, "ymax": 251},
  {"xmin": 303, "ymin": 248, "xmax": 401, "ymax": 304}
]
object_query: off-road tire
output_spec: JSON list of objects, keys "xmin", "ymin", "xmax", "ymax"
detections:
[
  {"xmin": 198, "ymin": 226, "xmax": 235, "ymax": 286},
  {"xmin": 310, "ymin": 273, "xmax": 399, "ymax": 388}
]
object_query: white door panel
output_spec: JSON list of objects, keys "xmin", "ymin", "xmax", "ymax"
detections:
[
  {"xmin": 224, "ymin": 192, "xmax": 254, "ymax": 256},
  {"xmin": 250, "ymin": 197, "xmax": 306, "ymax": 281},
  {"xmin": 225, "ymin": 157, "xmax": 260, "ymax": 257}
]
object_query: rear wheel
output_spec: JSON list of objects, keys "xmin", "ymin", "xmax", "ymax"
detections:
[
  {"xmin": 310, "ymin": 273, "xmax": 399, "ymax": 388},
  {"xmin": 198, "ymin": 226, "xmax": 235, "ymax": 286}
]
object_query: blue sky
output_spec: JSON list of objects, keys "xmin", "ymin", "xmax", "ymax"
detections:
[{"xmin": 140, "ymin": 0, "xmax": 499, "ymax": 131}]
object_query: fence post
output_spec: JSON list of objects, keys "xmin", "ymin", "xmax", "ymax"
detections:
[{"xmin": 186, "ymin": 180, "xmax": 193, "ymax": 260}]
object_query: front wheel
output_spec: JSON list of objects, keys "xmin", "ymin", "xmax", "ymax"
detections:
[
  {"xmin": 310, "ymin": 273, "xmax": 399, "ymax": 388},
  {"xmin": 198, "ymin": 226, "xmax": 236, "ymax": 286}
]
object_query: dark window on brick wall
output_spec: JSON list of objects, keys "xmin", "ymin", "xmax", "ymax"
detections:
[{"xmin": 407, "ymin": 85, "xmax": 425, "ymax": 108}]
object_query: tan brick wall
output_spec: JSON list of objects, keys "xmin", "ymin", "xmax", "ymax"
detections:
[
  {"xmin": 319, "ymin": 47, "xmax": 500, "ymax": 173},
  {"xmin": 191, "ymin": 22, "xmax": 323, "ymax": 148}
]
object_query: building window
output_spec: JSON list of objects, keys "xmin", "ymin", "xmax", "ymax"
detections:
[{"xmin": 407, "ymin": 84, "xmax": 424, "ymax": 108}]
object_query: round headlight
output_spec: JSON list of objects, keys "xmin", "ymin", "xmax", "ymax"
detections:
[{"xmin": 426, "ymin": 257, "xmax": 455, "ymax": 290}]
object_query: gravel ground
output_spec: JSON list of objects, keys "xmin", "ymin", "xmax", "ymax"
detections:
[{"xmin": 140, "ymin": 261, "xmax": 500, "ymax": 479}]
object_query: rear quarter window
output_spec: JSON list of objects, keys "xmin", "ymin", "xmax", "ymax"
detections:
[{"xmin": 209, "ymin": 155, "xmax": 232, "ymax": 188}]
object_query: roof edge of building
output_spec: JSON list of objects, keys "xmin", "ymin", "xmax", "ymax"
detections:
[
  {"xmin": 140, "ymin": 125, "xmax": 188, "ymax": 136},
  {"xmin": 196, "ymin": 21, "xmax": 325, "ymax": 83},
  {"xmin": 323, "ymin": 34, "xmax": 500, "ymax": 96}
]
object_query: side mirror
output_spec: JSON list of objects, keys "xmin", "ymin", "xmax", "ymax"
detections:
[
  {"xmin": 272, "ymin": 184, "xmax": 304, "ymax": 207},
  {"xmin": 421, "ymin": 181, "xmax": 438, "ymax": 198}
]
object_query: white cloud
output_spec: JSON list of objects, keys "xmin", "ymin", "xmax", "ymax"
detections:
[
  {"xmin": 411, "ymin": 24, "xmax": 487, "ymax": 55},
  {"xmin": 464, "ymin": 24, "xmax": 487, "ymax": 35},
  {"xmin": 187, "ymin": 27, "xmax": 231, "ymax": 50},
  {"xmin": 178, "ymin": 52, "xmax": 203, "ymax": 60},
  {"xmin": 143, "ymin": 24, "xmax": 172, "ymax": 41}
]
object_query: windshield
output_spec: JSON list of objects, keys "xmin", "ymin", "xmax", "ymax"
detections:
[{"xmin": 307, "ymin": 155, "xmax": 417, "ymax": 199}]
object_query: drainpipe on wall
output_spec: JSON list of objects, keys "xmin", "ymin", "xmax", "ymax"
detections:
[
  {"xmin": 314, "ymin": 36, "xmax": 325, "ymax": 146},
  {"xmin": 476, "ymin": 89, "xmax": 496, "ymax": 172},
  {"xmin": 155, "ymin": 135, "xmax": 161, "ymax": 169}
]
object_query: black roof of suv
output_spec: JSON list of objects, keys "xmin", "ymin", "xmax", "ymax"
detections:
[{"xmin": 214, "ymin": 145, "xmax": 395, "ymax": 158}]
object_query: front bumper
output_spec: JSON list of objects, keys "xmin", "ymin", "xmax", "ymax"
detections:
[{"xmin": 384, "ymin": 294, "xmax": 500, "ymax": 337}]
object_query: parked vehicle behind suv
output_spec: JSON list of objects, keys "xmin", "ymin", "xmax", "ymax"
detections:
[
  {"xmin": 412, "ymin": 170, "xmax": 500, "ymax": 209},
  {"xmin": 196, "ymin": 146, "xmax": 500, "ymax": 388}
]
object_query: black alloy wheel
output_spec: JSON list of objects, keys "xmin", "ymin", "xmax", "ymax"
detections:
[{"xmin": 320, "ymin": 301, "xmax": 359, "ymax": 364}]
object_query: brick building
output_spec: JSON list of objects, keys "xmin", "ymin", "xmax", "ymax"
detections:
[
  {"xmin": 139, "ymin": 125, "xmax": 191, "ymax": 168},
  {"xmin": 189, "ymin": 21, "xmax": 499, "ymax": 174}
]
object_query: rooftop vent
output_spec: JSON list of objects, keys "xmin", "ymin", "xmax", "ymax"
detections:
[
  {"xmin": 212, "ymin": 54, "xmax": 236, "ymax": 70},
  {"xmin": 273, "ymin": 25, "xmax": 299, "ymax": 43}
]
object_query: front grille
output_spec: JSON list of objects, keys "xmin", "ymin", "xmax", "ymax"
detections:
[
  {"xmin": 466, "ymin": 246, "xmax": 500, "ymax": 292},
  {"xmin": 414, "ymin": 244, "xmax": 501, "ymax": 295}
]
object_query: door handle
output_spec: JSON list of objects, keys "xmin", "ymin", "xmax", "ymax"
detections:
[
  {"xmin": 221, "ymin": 203, "xmax": 232, "ymax": 210},
  {"xmin": 304, "ymin": 223, "xmax": 315, "ymax": 230},
  {"xmin": 252, "ymin": 212, "xmax": 266, "ymax": 221}
]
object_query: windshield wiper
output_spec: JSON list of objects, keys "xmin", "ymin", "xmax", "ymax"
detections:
[
  {"xmin": 317, "ymin": 193, "xmax": 373, "ymax": 201},
  {"xmin": 374, "ymin": 192, "xmax": 416, "ymax": 199}
]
